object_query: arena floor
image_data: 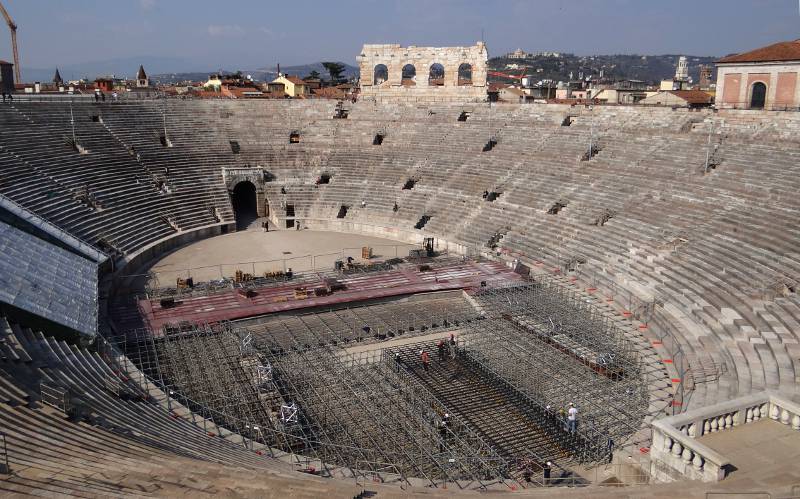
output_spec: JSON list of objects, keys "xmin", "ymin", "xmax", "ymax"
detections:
[{"xmin": 146, "ymin": 227, "xmax": 417, "ymax": 284}]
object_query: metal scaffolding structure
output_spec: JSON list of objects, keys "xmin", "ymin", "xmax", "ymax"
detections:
[
  {"xmin": 265, "ymin": 346, "xmax": 510, "ymax": 488},
  {"xmin": 458, "ymin": 279, "xmax": 662, "ymax": 460},
  {"xmin": 239, "ymin": 292, "xmax": 479, "ymax": 350},
  {"xmin": 110, "ymin": 297, "xmax": 513, "ymax": 489},
  {"xmin": 113, "ymin": 325, "xmax": 306, "ymax": 454},
  {"xmin": 108, "ymin": 277, "xmax": 663, "ymax": 488}
]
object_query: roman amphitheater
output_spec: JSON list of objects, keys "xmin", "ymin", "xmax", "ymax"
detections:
[{"xmin": 0, "ymin": 46, "xmax": 800, "ymax": 499}]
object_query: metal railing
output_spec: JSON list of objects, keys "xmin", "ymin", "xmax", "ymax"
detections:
[
  {"xmin": 572, "ymin": 266, "xmax": 690, "ymax": 416},
  {"xmin": 0, "ymin": 432, "xmax": 8, "ymax": 474},
  {"xmin": 131, "ymin": 242, "xmax": 419, "ymax": 295},
  {"xmin": 40, "ymin": 382, "xmax": 71, "ymax": 415}
]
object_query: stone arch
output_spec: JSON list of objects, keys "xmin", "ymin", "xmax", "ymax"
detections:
[
  {"xmin": 458, "ymin": 63, "xmax": 473, "ymax": 85},
  {"xmin": 374, "ymin": 64, "xmax": 389, "ymax": 86},
  {"xmin": 401, "ymin": 64, "xmax": 417, "ymax": 86},
  {"xmin": 231, "ymin": 180, "xmax": 258, "ymax": 229},
  {"xmin": 749, "ymin": 81, "xmax": 767, "ymax": 109},
  {"xmin": 223, "ymin": 168, "xmax": 268, "ymax": 221},
  {"xmin": 429, "ymin": 63, "xmax": 445, "ymax": 86}
]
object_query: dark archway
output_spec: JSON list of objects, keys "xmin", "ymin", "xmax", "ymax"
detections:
[
  {"xmin": 374, "ymin": 64, "xmax": 388, "ymax": 86},
  {"xmin": 458, "ymin": 63, "xmax": 473, "ymax": 85},
  {"xmin": 429, "ymin": 63, "xmax": 445, "ymax": 86},
  {"xmin": 401, "ymin": 64, "xmax": 416, "ymax": 86},
  {"xmin": 750, "ymin": 82, "xmax": 766, "ymax": 109},
  {"xmin": 231, "ymin": 181, "xmax": 258, "ymax": 230}
]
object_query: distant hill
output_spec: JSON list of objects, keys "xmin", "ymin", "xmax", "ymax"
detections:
[
  {"xmin": 149, "ymin": 62, "xmax": 359, "ymax": 85},
  {"xmin": 22, "ymin": 56, "xmax": 194, "ymax": 84},
  {"xmin": 22, "ymin": 52, "xmax": 718, "ymax": 87},
  {"xmin": 488, "ymin": 53, "xmax": 719, "ymax": 85},
  {"xmin": 20, "ymin": 57, "xmax": 357, "ymax": 85},
  {"xmin": 250, "ymin": 62, "xmax": 359, "ymax": 82}
]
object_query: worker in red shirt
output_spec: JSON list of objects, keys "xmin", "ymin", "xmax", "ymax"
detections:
[{"xmin": 420, "ymin": 350, "xmax": 430, "ymax": 372}]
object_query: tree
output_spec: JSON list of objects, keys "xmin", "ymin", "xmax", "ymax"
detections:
[
  {"xmin": 306, "ymin": 70, "xmax": 320, "ymax": 80},
  {"xmin": 322, "ymin": 62, "xmax": 346, "ymax": 84}
]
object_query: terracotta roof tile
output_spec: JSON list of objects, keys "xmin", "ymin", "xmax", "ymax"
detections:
[
  {"xmin": 312, "ymin": 87, "xmax": 346, "ymax": 99},
  {"xmin": 668, "ymin": 89, "xmax": 713, "ymax": 104},
  {"xmin": 717, "ymin": 39, "xmax": 800, "ymax": 63}
]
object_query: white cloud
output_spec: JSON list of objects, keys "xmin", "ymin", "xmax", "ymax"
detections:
[
  {"xmin": 207, "ymin": 25, "xmax": 246, "ymax": 37},
  {"xmin": 139, "ymin": 0, "xmax": 156, "ymax": 10}
]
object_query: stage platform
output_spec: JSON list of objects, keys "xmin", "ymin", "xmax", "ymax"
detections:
[{"xmin": 139, "ymin": 260, "xmax": 520, "ymax": 333}]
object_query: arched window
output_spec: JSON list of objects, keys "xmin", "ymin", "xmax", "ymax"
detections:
[
  {"xmin": 401, "ymin": 64, "xmax": 416, "ymax": 86},
  {"xmin": 750, "ymin": 82, "xmax": 767, "ymax": 109},
  {"xmin": 373, "ymin": 64, "xmax": 388, "ymax": 86},
  {"xmin": 458, "ymin": 63, "xmax": 473, "ymax": 85},
  {"xmin": 429, "ymin": 63, "xmax": 445, "ymax": 86}
]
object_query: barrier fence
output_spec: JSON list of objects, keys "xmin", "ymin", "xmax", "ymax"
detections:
[{"xmin": 134, "ymin": 243, "xmax": 419, "ymax": 289}]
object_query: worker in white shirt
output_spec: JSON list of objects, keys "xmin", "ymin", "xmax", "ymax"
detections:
[{"xmin": 567, "ymin": 403, "xmax": 578, "ymax": 434}]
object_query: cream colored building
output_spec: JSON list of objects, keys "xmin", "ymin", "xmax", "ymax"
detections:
[
  {"xmin": 203, "ymin": 74, "xmax": 223, "ymax": 91},
  {"xmin": 270, "ymin": 75, "xmax": 308, "ymax": 98},
  {"xmin": 640, "ymin": 89, "xmax": 713, "ymax": 108}
]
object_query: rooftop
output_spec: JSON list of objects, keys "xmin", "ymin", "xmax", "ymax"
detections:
[
  {"xmin": 669, "ymin": 89, "xmax": 713, "ymax": 104},
  {"xmin": 717, "ymin": 39, "xmax": 800, "ymax": 63}
]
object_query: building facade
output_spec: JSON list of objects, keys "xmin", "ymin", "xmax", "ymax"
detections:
[
  {"xmin": 0, "ymin": 60, "xmax": 13, "ymax": 94},
  {"xmin": 357, "ymin": 43, "xmax": 488, "ymax": 102},
  {"xmin": 715, "ymin": 40, "xmax": 800, "ymax": 110},
  {"xmin": 136, "ymin": 65, "xmax": 149, "ymax": 88},
  {"xmin": 270, "ymin": 75, "xmax": 308, "ymax": 98}
]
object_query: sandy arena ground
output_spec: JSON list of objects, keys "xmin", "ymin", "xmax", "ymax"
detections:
[{"xmin": 145, "ymin": 228, "xmax": 417, "ymax": 284}]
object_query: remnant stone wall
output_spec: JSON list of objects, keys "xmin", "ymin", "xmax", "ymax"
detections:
[{"xmin": 357, "ymin": 42, "xmax": 488, "ymax": 102}]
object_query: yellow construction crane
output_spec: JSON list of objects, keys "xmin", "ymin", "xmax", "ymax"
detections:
[{"xmin": 0, "ymin": 1, "xmax": 20, "ymax": 83}]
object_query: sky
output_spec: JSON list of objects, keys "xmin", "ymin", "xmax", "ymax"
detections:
[{"xmin": 1, "ymin": 0, "xmax": 799, "ymax": 75}]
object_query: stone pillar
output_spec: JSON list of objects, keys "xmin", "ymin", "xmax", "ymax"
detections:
[{"xmin": 256, "ymin": 190, "xmax": 266, "ymax": 217}]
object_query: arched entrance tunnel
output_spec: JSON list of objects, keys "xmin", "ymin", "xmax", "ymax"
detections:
[{"xmin": 231, "ymin": 181, "xmax": 258, "ymax": 230}]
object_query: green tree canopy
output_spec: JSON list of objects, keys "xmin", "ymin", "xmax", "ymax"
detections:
[{"xmin": 322, "ymin": 62, "xmax": 346, "ymax": 84}]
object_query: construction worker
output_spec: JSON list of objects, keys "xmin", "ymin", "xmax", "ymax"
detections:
[
  {"xmin": 438, "ymin": 413, "xmax": 450, "ymax": 451},
  {"xmin": 439, "ymin": 413, "xmax": 450, "ymax": 440},
  {"xmin": 567, "ymin": 403, "xmax": 578, "ymax": 434},
  {"xmin": 420, "ymin": 350, "xmax": 430, "ymax": 372},
  {"xmin": 436, "ymin": 339, "xmax": 445, "ymax": 361},
  {"xmin": 394, "ymin": 352, "xmax": 402, "ymax": 372},
  {"xmin": 543, "ymin": 461, "xmax": 552, "ymax": 485},
  {"xmin": 448, "ymin": 333, "xmax": 457, "ymax": 359}
]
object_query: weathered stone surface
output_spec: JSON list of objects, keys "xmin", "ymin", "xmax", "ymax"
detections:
[{"xmin": 357, "ymin": 42, "xmax": 488, "ymax": 102}]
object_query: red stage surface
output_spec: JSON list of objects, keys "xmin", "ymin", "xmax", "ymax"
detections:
[{"xmin": 139, "ymin": 261, "xmax": 520, "ymax": 333}]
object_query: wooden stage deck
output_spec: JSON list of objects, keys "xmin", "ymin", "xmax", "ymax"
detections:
[{"xmin": 139, "ymin": 261, "xmax": 521, "ymax": 333}]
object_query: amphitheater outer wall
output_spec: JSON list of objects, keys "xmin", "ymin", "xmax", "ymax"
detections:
[{"xmin": 358, "ymin": 43, "xmax": 488, "ymax": 102}]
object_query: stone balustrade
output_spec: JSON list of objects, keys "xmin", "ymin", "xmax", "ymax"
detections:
[{"xmin": 650, "ymin": 391, "xmax": 800, "ymax": 482}]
